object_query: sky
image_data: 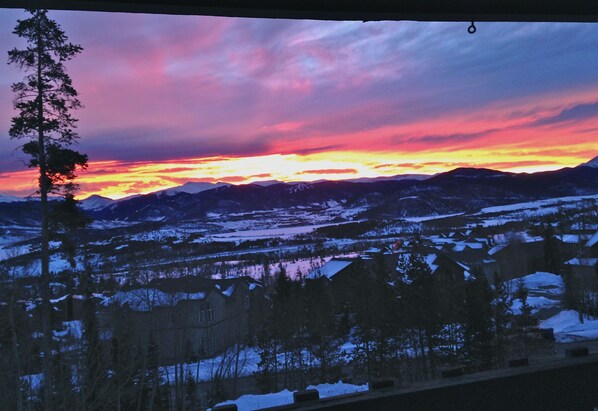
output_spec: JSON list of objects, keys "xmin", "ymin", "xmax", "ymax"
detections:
[{"xmin": 0, "ymin": 9, "xmax": 597, "ymax": 199}]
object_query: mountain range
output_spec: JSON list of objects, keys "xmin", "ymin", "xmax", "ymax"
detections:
[{"xmin": 1, "ymin": 156, "xmax": 597, "ymax": 225}]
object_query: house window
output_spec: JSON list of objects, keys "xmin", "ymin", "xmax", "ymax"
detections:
[{"xmin": 199, "ymin": 308, "xmax": 214, "ymax": 323}]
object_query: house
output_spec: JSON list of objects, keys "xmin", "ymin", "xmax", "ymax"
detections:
[
  {"xmin": 305, "ymin": 257, "xmax": 371, "ymax": 306},
  {"xmin": 394, "ymin": 249, "xmax": 470, "ymax": 289},
  {"xmin": 563, "ymin": 230, "xmax": 598, "ymax": 290},
  {"xmin": 438, "ymin": 241, "xmax": 501, "ymax": 284},
  {"xmin": 98, "ymin": 276, "xmax": 262, "ymax": 362},
  {"xmin": 306, "ymin": 258, "xmax": 358, "ymax": 281}
]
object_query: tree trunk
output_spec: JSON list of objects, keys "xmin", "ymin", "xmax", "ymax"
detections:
[
  {"xmin": 9, "ymin": 292, "xmax": 24, "ymax": 411},
  {"xmin": 37, "ymin": 24, "xmax": 54, "ymax": 411}
]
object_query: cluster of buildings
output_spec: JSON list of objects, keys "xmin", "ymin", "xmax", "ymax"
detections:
[
  {"xmin": 307, "ymin": 226, "xmax": 598, "ymax": 305},
  {"xmin": 25, "ymin": 224, "xmax": 598, "ymax": 366}
]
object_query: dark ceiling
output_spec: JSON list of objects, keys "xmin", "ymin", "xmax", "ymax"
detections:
[{"xmin": 2, "ymin": 0, "xmax": 598, "ymax": 22}]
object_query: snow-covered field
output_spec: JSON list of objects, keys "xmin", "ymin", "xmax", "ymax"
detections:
[
  {"xmin": 403, "ymin": 213, "xmax": 464, "ymax": 222},
  {"xmin": 476, "ymin": 194, "xmax": 598, "ymax": 215},
  {"xmin": 475, "ymin": 194, "xmax": 598, "ymax": 227},
  {"xmin": 203, "ymin": 223, "xmax": 334, "ymax": 243},
  {"xmin": 504, "ymin": 272, "xmax": 598, "ymax": 343},
  {"xmin": 541, "ymin": 310, "xmax": 598, "ymax": 343},
  {"xmin": 211, "ymin": 381, "xmax": 368, "ymax": 411},
  {"xmin": 161, "ymin": 347, "xmax": 261, "ymax": 384}
]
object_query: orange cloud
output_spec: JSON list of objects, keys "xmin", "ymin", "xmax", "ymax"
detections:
[{"xmin": 298, "ymin": 168, "xmax": 358, "ymax": 175}]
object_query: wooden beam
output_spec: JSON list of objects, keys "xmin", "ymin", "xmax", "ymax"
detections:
[{"xmin": 2, "ymin": 0, "xmax": 598, "ymax": 22}]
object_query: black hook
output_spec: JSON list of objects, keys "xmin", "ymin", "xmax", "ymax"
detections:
[{"xmin": 468, "ymin": 21, "xmax": 476, "ymax": 34}]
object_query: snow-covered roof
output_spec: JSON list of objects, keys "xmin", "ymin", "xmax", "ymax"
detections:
[
  {"xmin": 560, "ymin": 234, "xmax": 585, "ymax": 244},
  {"xmin": 565, "ymin": 258, "xmax": 598, "ymax": 267},
  {"xmin": 221, "ymin": 285, "xmax": 235, "ymax": 297},
  {"xmin": 488, "ymin": 244, "xmax": 505, "ymax": 255},
  {"xmin": 424, "ymin": 254, "xmax": 439, "ymax": 273},
  {"xmin": 455, "ymin": 260, "xmax": 471, "ymax": 272},
  {"xmin": 306, "ymin": 259, "xmax": 354, "ymax": 280},
  {"xmin": 587, "ymin": 231, "xmax": 598, "ymax": 248},
  {"xmin": 571, "ymin": 222, "xmax": 598, "ymax": 231},
  {"xmin": 49, "ymin": 294, "xmax": 69, "ymax": 304},
  {"xmin": 452, "ymin": 242, "xmax": 484, "ymax": 252}
]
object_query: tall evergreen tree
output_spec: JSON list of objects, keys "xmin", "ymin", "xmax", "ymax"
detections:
[
  {"xmin": 491, "ymin": 271, "xmax": 512, "ymax": 367},
  {"xmin": 396, "ymin": 249, "xmax": 441, "ymax": 379},
  {"xmin": 8, "ymin": 10, "xmax": 87, "ymax": 409},
  {"xmin": 462, "ymin": 269, "xmax": 495, "ymax": 370},
  {"xmin": 542, "ymin": 225, "xmax": 562, "ymax": 274},
  {"xmin": 514, "ymin": 280, "xmax": 540, "ymax": 358},
  {"xmin": 303, "ymin": 280, "xmax": 342, "ymax": 384},
  {"xmin": 350, "ymin": 267, "xmax": 378, "ymax": 384}
]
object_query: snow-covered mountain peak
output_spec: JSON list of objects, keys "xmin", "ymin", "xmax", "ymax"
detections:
[
  {"xmin": 80, "ymin": 195, "xmax": 115, "ymax": 211},
  {"xmin": 580, "ymin": 155, "xmax": 598, "ymax": 168},
  {"xmin": 288, "ymin": 182, "xmax": 313, "ymax": 193},
  {"xmin": 158, "ymin": 181, "xmax": 231, "ymax": 196},
  {"xmin": 0, "ymin": 194, "xmax": 22, "ymax": 203},
  {"xmin": 250, "ymin": 180, "xmax": 283, "ymax": 187}
]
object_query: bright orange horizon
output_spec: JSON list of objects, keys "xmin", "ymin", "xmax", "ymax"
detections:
[{"xmin": 2, "ymin": 149, "xmax": 594, "ymax": 200}]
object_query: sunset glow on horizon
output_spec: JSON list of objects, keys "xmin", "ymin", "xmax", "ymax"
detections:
[
  {"xmin": 2, "ymin": 148, "xmax": 593, "ymax": 200},
  {"xmin": 1, "ymin": 10, "xmax": 597, "ymax": 199}
]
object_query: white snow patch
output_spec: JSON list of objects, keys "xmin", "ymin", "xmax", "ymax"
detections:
[
  {"xmin": 212, "ymin": 381, "xmax": 367, "ymax": 411},
  {"xmin": 221, "ymin": 285, "xmax": 235, "ymax": 297},
  {"xmin": 207, "ymin": 224, "xmax": 331, "ymax": 242},
  {"xmin": 425, "ymin": 254, "xmax": 439, "ymax": 273},
  {"xmin": 80, "ymin": 195, "xmax": 114, "ymax": 211},
  {"xmin": 587, "ymin": 230, "xmax": 598, "ymax": 248},
  {"xmin": 403, "ymin": 213, "xmax": 464, "ymax": 222},
  {"xmin": 509, "ymin": 272, "xmax": 564, "ymax": 295},
  {"xmin": 511, "ymin": 296, "xmax": 559, "ymax": 315},
  {"xmin": 507, "ymin": 272, "xmax": 564, "ymax": 314},
  {"xmin": 565, "ymin": 258, "xmax": 598, "ymax": 267},
  {"xmin": 541, "ymin": 310, "xmax": 598, "ymax": 342}
]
